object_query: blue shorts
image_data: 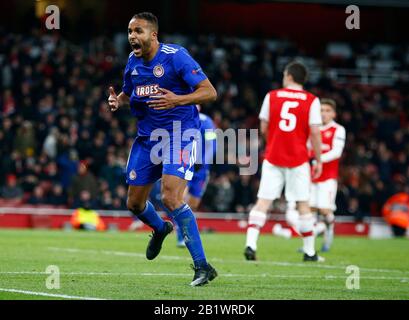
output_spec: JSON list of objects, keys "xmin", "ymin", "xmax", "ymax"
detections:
[
  {"xmin": 187, "ymin": 166, "xmax": 210, "ymax": 198},
  {"xmin": 126, "ymin": 135, "xmax": 197, "ymax": 186}
]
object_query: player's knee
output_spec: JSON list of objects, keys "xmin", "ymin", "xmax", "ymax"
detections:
[
  {"xmin": 187, "ymin": 196, "xmax": 200, "ymax": 211},
  {"xmin": 188, "ymin": 202, "xmax": 199, "ymax": 211},
  {"xmin": 320, "ymin": 210, "xmax": 335, "ymax": 224},
  {"xmin": 127, "ymin": 197, "xmax": 146, "ymax": 215},
  {"xmin": 253, "ymin": 199, "xmax": 271, "ymax": 213},
  {"xmin": 297, "ymin": 201, "xmax": 309, "ymax": 215},
  {"xmin": 161, "ymin": 192, "xmax": 182, "ymax": 212}
]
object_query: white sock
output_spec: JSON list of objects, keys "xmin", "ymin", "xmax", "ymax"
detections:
[
  {"xmin": 323, "ymin": 213, "xmax": 335, "ymax": 247},
  {"xmin": 303, "ymin": 235, "xmax": 315, "ymax": 256},
  {"xmin": 246, "ymin": 227, "xmax": 260, "ymax": 250},
  {"xmin": 245, "ymin": 210, "xmax": 267, "ymax": 251},
  {"xmin": 324, "ymin": 223, "xmax": 335, "ymax": 247},
  {"xmin": 299, "ymin": 213, "xmax": 316, "ymax": 256}
]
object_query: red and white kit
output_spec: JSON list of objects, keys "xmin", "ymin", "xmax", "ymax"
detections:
[
  {"xmin": 309, "ymin": 121, "xmax": 346, "ymax": 210},
  {"xmin": 258, "ymin": 86, "xmax": 322, "ymax": 201}
]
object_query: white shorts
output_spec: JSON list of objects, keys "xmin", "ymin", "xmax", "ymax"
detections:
[
  {"xmin": 310, "ymin": 179, "xmax": 338, "ymax": 211},
  {"xmin": 257, "ymin": 160, "xmax": 311, "ymax": 202}
]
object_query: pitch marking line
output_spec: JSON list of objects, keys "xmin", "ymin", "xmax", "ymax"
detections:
[
  {"xmin": 47, "ymin": 246, "xmax": 409, "ymax": 275},
  {"xmin": 1, "ymin": 271, "xmax": 409, "ymax": 282},
  {"xmin": 0, "ymin": 288, "xmax": 106, "ymax": 300}
]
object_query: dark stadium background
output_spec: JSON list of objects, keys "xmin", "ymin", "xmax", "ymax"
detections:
[{"xmin": 0, "ymin": 0, "xmax": 408, "ymax": 230}]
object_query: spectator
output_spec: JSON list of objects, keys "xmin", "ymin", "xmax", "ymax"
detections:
[
  {"xmin": 99, "ymin": 190, "xmax": 114, "ymax": 210},
  {"xmin": 100, "ymin": 153, "xmax": 124, "ymax": 192},
  {"xmin": 346, "ymin": 197, "xmax": 366, "ymax": 222},
  {"xmin": 111, "ymin": 197, "xmax": 124, "ymax": 210},
  {"xmin": 42, "ymin": 127, "xmax": 60, "ymax": 159},
  {"xmin": 13, "ymin": 121, "xmax": 37, "ymax": 157},
  {"xmin": 233, "ymin": 175, "xmax": 255, "ymax": 213},
  {"xmin": 68, "ymin": 160, "xmax": 99, "ymax": 205},
  {"xmin": 57, "ymin": 148, "xmax": 80, "ymax": 190},
  {"xmin": 72, "ymin": 190, "xmax": 97, "ymax": 211},
  {"xmin": 43, "ymin": 161, "xmax": 60, "ymax": 185},
  {"xmin": 27, "ymin": 185, "xmax": 48, "ymax": 205},
  {"xmin": 0, "ymin": 174, "xmax": 24, "ymax": 201},
  {"xmin": 114, "ymin": 184, "xmax": 127, "ymax": 208},
  {"xmin": 46, "ymin": 184, "xmax": 67, "ymax": 206},
  {"xmin": 213, "ymin": 174, "xmax": 235, "ymax": 212}
]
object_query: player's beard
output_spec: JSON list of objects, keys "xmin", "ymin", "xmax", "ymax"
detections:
[{"xmin": 141, "ymin": 40, "xmax": 152, "ymax": 56}]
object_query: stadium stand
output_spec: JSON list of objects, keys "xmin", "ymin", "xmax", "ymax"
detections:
[{"xmin": 0, "ymin": 29, "xmax": 408, "ymax": 222}]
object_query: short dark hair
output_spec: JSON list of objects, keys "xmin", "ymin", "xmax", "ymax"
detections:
[
  {"xmin": 284, "ymin": 61, "xmax": 308, "ymax": 85},
  {"xmin": 321, "ymin": 98, "xmax": 337, "ymax": 111},
  {"xmin": 132, "ymin": 12, "xmax": 159, "ymax": 32}
]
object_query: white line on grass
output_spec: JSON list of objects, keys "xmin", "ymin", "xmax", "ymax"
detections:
[
  {"xmin": 2, "ymin": 271, "xmax": 409, "ymax": 282},
  {"xmin": 47, "ymin": 246, "xmax": 409, "ymax": 275},
  {"xmin": 0, "ymin": 288, "xmax": 106, "ymax": 300}
]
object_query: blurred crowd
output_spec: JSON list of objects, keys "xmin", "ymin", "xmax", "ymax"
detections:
[{"xmin": 1, "ymin": 29, "xmax": 408, "ymax": 220}]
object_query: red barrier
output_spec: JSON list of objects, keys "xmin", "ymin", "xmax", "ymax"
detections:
[{"xmin": 0, "ymin": 212, "xmax": 369, "ymax": 236}]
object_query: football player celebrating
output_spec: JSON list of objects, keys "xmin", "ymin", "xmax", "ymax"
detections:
[{"xmin": 108, "ymin": 12, "xmax": 218, "ymax": 286}]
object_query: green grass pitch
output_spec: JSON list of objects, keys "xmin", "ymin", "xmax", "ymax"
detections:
[{"xmin": 0, "ymin": 229, "xmax": 408, "ymax": 300}]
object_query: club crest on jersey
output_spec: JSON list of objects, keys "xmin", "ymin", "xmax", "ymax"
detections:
[
  {"xmin": 129, "ymin": 170, "xmax": 137, "ymax": 180},
  {"xmin": 153, "ymin": 64, "xmax": 164, "ymax": 78},
  {"xmin": 324, "ymin": 131, "xmax": 333, "ymax": 139},
  {"xmin": 136, "ymin": 84, "xmax": 160, "ymax": 97}
]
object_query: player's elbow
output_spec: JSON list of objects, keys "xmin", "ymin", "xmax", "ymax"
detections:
[{"xmin": 208, "ymin": 87, "xmax": 217, "ymax": 102}]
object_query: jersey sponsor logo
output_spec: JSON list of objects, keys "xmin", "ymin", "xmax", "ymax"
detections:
[
  {"xmin": 153, "ymin": 64, "xmax": 165, "ymax": 78},
  {"xmin": 276, "ymin": 90, "xmax": 307, "ymax": 100},
  {"xmin": 135, "ymin": 84, "xmax": 160, "ymax": 97},
  {"xmin": 129, "ymin": 170, "xmax": 137, "ymax": 180}
]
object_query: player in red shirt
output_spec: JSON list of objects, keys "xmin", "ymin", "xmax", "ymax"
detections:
[
  {"xmin": 309, "ymin": 98, "xmax": 346, "ymax": 252},
  {"xmin": 244, "ymin": 61, "xmax": 324, "ymax": 262}
]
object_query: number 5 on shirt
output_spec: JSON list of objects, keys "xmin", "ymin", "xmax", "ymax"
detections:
[{"xmin": 279, "ymin": 101, "xmax": 299, "ymax": 132}]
